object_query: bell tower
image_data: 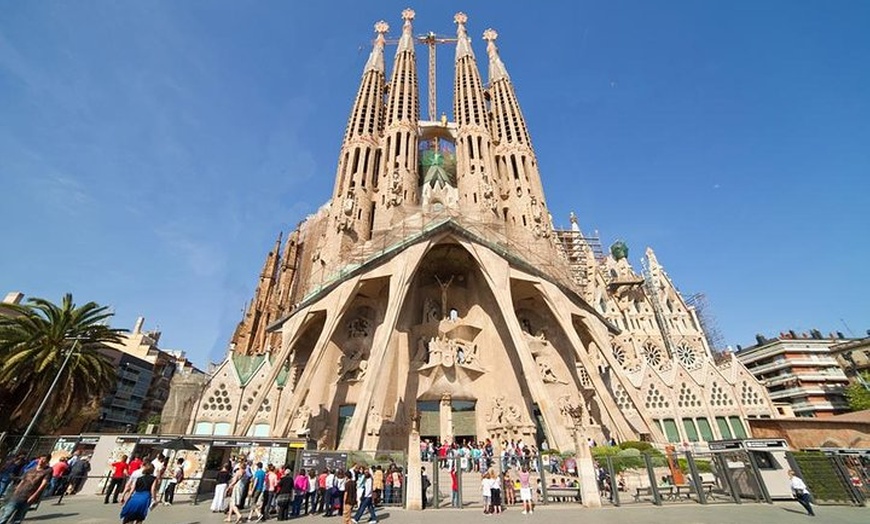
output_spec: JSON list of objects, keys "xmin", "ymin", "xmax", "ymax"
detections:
[
  {"xmin": 327, "ymin": 19, "xmax": 389, "ymax": 260},
  {"xmin": 373, "ymin": 8, "xmax": 421, "ymax": 230},
  {"xmin": 484, "ymin": 28, "xmax": 551, "ymax": 238}
]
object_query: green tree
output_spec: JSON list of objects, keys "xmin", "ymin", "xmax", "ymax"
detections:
[
  {"xmin": 0, "ymin": 293, "xmax": 124, "ymax": 433},
  {"xmin": 844, "ymin": 372, "xmax": 870, "ymax": 411}
]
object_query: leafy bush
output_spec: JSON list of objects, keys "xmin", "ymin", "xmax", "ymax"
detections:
[{"xmin": 619, "ymin": 441, "xmax": 655, "ymax": 453}]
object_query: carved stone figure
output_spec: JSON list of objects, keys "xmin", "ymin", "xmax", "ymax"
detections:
[
  {"xmin": 338, "ymin": 347, "xmax": 368, "ymax": 381},
  {"xmin": 423, "ymin": 297, "xmax": 440, "ymax": 323},
  {"xmin": 336, "ymin": 188, "xmax": 356, "ymax": 232},
  {"xmin": 412, "ymin": 337, "xmax": 429, "ymax": 366},
  {"xmin": 538, "ymin": 358, "xmax": 568, "ymax": 384},
  {"xmin": 347, "ymin": 317, "xmax": 371, "ymax": 338},
  {"xmin": 387, "ymin": 163, "xmax": 404, "ymax": 208},
  {"xmin": 290, "ymin": 405, "xmax": 312, "ymax": 433}
]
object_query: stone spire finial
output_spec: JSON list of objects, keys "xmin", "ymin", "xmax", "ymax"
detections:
[
  {"xmin": 483, "ymin": 28, "xmax": 510, "ymax": 82},
  {"xmin": 365, "ymin": 20, "xmax": 389, "ymax": 73},
  {"xmin": 397, "ymin": 8, "xmax": 415, "ymax": 54},
  {"xmin": 454, "ymin": 12, "xmax": 474, "ymax": 60}
]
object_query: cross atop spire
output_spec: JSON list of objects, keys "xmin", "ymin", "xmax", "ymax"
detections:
[
  {"xmin": 454, "ymin": 12, "xmax": 474, "ymax": 60},
  {"xmin": 483, "ymin": 27, "xmax": 510, "ymax": 82},
  {"xmin": 365, "ymin": 20, "xmax": 389, "ymax": 73},
  {"xmin": 397, "ymin": 8, "xmax": 415, "ymax": 54}
]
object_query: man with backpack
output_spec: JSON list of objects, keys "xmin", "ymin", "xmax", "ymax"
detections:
[{"xmin": 162, "ymin": 458, "xmax": 184, "ymax": 505}]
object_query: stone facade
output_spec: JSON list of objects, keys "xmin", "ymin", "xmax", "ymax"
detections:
[{"xmin": 185, "ymin": 10, "xmax": 779, "ymax": 451}]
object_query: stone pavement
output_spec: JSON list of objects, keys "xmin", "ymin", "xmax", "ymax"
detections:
[{"xmin": 13, "ymin": 495, "xmax": 868, "ymax": 524}]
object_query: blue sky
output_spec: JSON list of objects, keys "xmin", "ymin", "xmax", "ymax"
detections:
[{"xmin": 1, "ymin": 1, "xmax": 868, "ymax": 366}]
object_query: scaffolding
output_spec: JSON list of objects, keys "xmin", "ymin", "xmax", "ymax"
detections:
[
  {"xmin": 294, "ymin": 206, "xmax": 598, "ymax": 311},
  {"xmin": 685, "ymin": 293, "xmax": 727, "ymax": 355}
]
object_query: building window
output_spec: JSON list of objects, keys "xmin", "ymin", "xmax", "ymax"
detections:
[
  {"xmin": 214, "ymin": 422, "xmax": 231, "ymax": 436},
  {"xmin": 338, "ymin": 404, "xmax": 355, "ymax": 443},
  {"xmin": 696, "ymin": 418, "xmax": 714, "ymax": 441},
  {"xmin": 682, "ymin": 418, "xmax": 699, "ymax": 442},
  {"xmin": 253, "ymin": 423, "xmax": 270, "ymax": 437},
  {"xmin": 728, "ymin": 417, "xmax": 748, "ymax": 438},
  {"xmin": 662, "ymin": 418, "xmax": 681, "ymax": 443},
  {"xmin": 194, "ymin": 422, "xmax": 213, "ymax": 435},
  {"xmin": 715, "ymin": 417, "xmax": 733, "ymax": 439}
]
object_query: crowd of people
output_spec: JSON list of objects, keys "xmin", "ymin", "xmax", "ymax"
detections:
[
  {"xmin": 421, "ymin": 438, "xmax": 544, "ymax": 474},
  {"xmin": 208, "ymin": 456, "xmax": 405, "ymax": 523}
]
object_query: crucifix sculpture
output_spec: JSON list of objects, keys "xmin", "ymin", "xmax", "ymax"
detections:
[{"xmin": 434, "ymin": 275, "xmax": 455, "ymax": 320}]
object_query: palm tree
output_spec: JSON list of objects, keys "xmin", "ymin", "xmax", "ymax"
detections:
[{"xmin": 0, "ymin": 293, "xmax": 125, "ymax": 433}]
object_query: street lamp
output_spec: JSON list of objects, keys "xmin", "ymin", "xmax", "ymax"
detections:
[{"xmin": 11, "ymin": 337, "xmax": 83, "ymax": 455}]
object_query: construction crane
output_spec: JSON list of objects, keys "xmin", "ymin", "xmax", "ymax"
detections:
[
  {"xmin": 416, "ymin": 31, "xmax": 458, "ymax": 121},
  {"xmin": 382, "ymin": 31, "xmax": 457, "ymax": 121}
]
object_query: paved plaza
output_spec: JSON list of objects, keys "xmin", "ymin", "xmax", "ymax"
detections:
[{"xmin": 12, "ymin": 496, "xmax": 868, "ymax": 524}]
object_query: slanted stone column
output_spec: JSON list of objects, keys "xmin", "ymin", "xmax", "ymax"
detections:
[
  {"xmin": 440, "ymin": 394, "xmax": 453, "ymax": 443},
  {"xmin": 566, "ymin": 405, "xmax": 601, "ymax": 508},
  {"xmin": 406, "ymin": 429, "xmax": 423, "ymax": 510}
]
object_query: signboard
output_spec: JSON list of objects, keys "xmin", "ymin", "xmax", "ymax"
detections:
[
  {"xmin": 299, "ymin": 451, "xmax": 348, "ymax": 474},
  {"xmin": 744, "ymin": 439, "xmax": 787, "ymax": 450}
]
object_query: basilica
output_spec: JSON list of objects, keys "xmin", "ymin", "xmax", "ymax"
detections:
[{"xmin": 176, "ymin": 10, "xmax": 778, "ymax": 453}]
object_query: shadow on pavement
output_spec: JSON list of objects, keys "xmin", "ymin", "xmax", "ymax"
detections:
[{"xmin": 25, "ymin": 514, "xmax": 79, "ymax": 521}]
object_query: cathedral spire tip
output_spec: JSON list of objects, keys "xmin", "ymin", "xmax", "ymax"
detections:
[
  {"xmin": 365, "ymin": 19, "xmax": 389, "ymax": 73},
  {"xmin": 454, "ymin": 12, "xmax": 474, "ymax": 61},
  {"xmin": 483, "ymin": 27, "xmax": 510, "ymax": 82},
  {"xmin": 396, "ymin": 8, "xmax": 415, "ymax": 54}
]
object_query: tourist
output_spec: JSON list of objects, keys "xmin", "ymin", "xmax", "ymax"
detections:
[
  {"xmin": 0, "ymin": 453, "xmax": 25, "ymax": 498},
  {"xmin": 275, "ymin": 466, "xmax": 294, "ymax": 521},
  {"xmin": 237, "ymin": 458, "xmax": 252, "ymax": 510},
  {"xmin": 372, "ymin": 465, "xmax": 383, "ymax": 506},
  {"xmin": 305, "ymin": 468, "xmax": 318, "ymax": 515},
  {"xmin": 105, "ymin": 454, "xmax": 129, "ymax": 504},
  {"xmin": 119, "ymin": 464, "xmax": 158, "ymax": 524},
  {"xmin": 351, "ymin": 469, "xmax": 376, "ymax": 524},
  {"xmin": 225, "ymin": 462, "xmax": 245, "ymax": 523},
  {"xmin": 421, "ymin": 466, "xmax": 431, "ymax": 510},
  {"xmin": 518, "ymin": 465, "xmax": 533, "ymax": 514},
  {"xmin": 383, "ymin": 466, "xmax": 393, "ymax": 505},
  {"xmin": 261, "ymin": 463, "xmax": 278, "ymax": 520},
  {"xmin": 48, "ymin": 456, "xmax": 69, "ymax": 496},
  {"xmin": 450, "ymin": 467, "xmax": 459, "ymax": 508},
  {"xmin": 489, "ymin": 469, "xmax": 502, "ymax": 515},
  {"xmin": 343, "ymin": 469, "xmax": 357, "ymax": 524},
  {"xmin": 0, "ymin": 454, "xmax": 51, "ymax": 524},
  {"xmin": 481, "ymin": 470, "xmax": 493, "ymax": 514},
  {"xmin": 162, "ymin": 457, "xmax": 184, "ymax": 506},
  {"xmin": 249, "ymin": 462, "xmax": 266, "ymax": 517},
  {"xmin": 390, "ymin": 467, "xmax": 403, "ymax": 505},
  {"xmin": 127, "ymin": 455, "xmax": 143, "ymax": 476},
  {"xmin": 67, "ymin": 455, "xmax": 91, "ymax": 495},
  {"xmin": 291, "ymin": 467, "xmax": 308, "ymax": 517},
  {"xmin": 788, "ymin": 470, "xmax": 815, "ymax": 516},
  {"xmin": 211, "ymin": 465, "xmax": 231, "ymax": 512},
  {"xmin": 324, "ymin": 468, "xmax": 338, "ymax": 516},
  {"xmin": 316, "ymin": 468, "xmax": 328, "ymax": 513},
  {"xmin": 503, "ymin": 468, "xmax": 515, "ymax": 506}
]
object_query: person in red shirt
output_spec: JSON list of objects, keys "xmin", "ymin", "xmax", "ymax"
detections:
[
  {"xmin": 127, "ymin": 455, "xmax": 143, "ymax": 476},
  {"xmin": 104, "ymin": 454, "xmax": 128, "ymax": 504},
  {"xmin": 48, "ymin": 457, "xmax": 69, "ymax": 496}
]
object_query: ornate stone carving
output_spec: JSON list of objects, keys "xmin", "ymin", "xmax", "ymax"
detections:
[
  {"xmin": 423, "ymin": 297, "xmax": 441, "ymax": 323},
  {"xmin": 537, "ymin": 357, "xmax": 568, "ymax": 385},
  {"xmin": 290, "ymin": 404, "xmax": 311, "ymax": 433},
  {"xmin": 338, "ymin": 346, "xmax": 368, "ymax": 382},
  {"xmin": 337, "ymin": 188, "xmax": 356, "ymax": 232},
  {"xmin": 486, "ymin": 395, "xmax": 525, "ymax": 430},
  {"xmin": 347, "ymin": 317, "xmax": 371, "ymax": 338},
  {"xmin": 387, "ymin": 161, "xmax": 404, "ymax": 208}
]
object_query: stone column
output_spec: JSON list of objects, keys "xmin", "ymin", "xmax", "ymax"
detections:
[
  {"xmin": 573, "ymin": 424, "xmax": 602, "ymax": 508},
  {"xmin": 406, "ymin": 430, "xmax": 423, "ymax": 510},
  {"xmin": 440, "ymin": 395, "xmax": 453, "ymax": 443}
]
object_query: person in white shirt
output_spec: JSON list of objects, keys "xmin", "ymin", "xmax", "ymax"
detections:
[
  {"xmin": 351, "ymin": 470, "xmax": 376, "ymax": 524},
  {"xmin": 788, "ymin": 470, "xmax": 815, "ymax": 516}
]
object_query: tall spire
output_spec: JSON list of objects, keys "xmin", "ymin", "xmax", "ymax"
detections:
[
  {"xmin": 483, "ymin": 28, "xmax": 509, "ymax": 83},
  {"xmin": 452, "ymin": 12, "xmax": 498, "ymax": 220},
  {"xmin": 373, "ymin": 8, "xmax": 420, "ymax": 230},
  {"xmin": 328, "ymin": 20, "xmax": 389, "ymax": 255},
  {"xmin": 364, "ymin": 20, "xmax": 389, "ymax": 73},
  {"xmin": 484, "ymin": 28, "xmax": 549, "ymax": 238}
]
